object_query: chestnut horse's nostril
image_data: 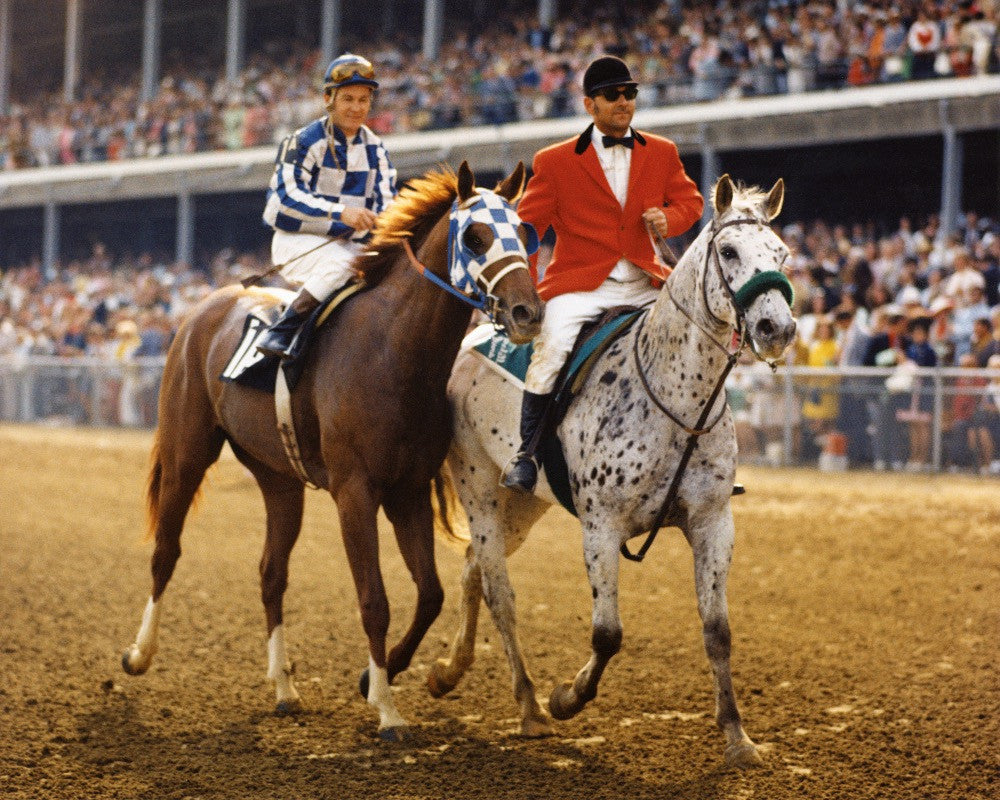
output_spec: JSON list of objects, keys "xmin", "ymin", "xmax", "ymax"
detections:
[{"xmin": 511, "ymin": 304, "xmax": 534, "ymax": 326}]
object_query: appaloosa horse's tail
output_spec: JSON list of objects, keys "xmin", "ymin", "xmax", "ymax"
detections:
[{"xmin": 431, "ymin": 464, "xmax": 470, "ymax": 544}]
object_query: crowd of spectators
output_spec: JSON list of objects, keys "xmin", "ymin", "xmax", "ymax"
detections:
[
  {"xmin": 731, "ymin": 207, "xmax": 1000, "ymax": 474},
  {"xmin": 2, "ymin": 0, "xmax": 999, "ymax": 170},
  {"xmin": 2, "ymin": 206, "xmax": 999, "ymax": 470}
]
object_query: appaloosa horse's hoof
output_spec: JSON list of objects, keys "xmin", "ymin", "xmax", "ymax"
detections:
[
  {"xmin": 275, "ymin": 698, "xmax": 303, "ymax": 715},
  {"xmin": 724, "ymin": 739, "xmax": 763, "ymax": 769},
  {"xmin": 121, "ymin": 648, "xmax": 149, "ymax": 676},
  {"xmin": 358, "ymin": 667, "xmax": 369, "ymax": 699},
  {"xmin": 378, "ymin": 725, "xmax": 410, "ymax": 743},
  {"xmin": 548, "ymin": 681, "xmax": 584, "ymax": 721},
  {"xmin": 426, "ymin": 660, "xmax": 457, "ymax": 698}
]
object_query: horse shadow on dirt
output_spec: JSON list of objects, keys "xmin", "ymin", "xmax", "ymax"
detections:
[{"xmin": 66, "ymin": 697, "xmax": 739, "ymax": 800}]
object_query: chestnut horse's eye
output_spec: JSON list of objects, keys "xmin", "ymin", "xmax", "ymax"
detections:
[{"xmin": 464, "ymin": 229, "xmax": 484, "ymax": 251}]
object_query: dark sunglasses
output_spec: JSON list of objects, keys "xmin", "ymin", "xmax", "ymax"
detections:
[{"xmin": 594, "ymin": 85, "xmax": 638, "ymax": 102}]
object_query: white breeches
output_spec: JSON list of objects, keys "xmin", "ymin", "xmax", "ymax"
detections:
[
  {"xmin": 524, "ymin": 276, "xmax": 661, "ymax": 395},
  {"xmin": 272, "ymin": 230, "xmax": 363, "ymax": 301}
]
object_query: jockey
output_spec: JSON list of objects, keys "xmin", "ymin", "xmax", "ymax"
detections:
[
  {"xmin": 504, "ymin": 55, "xmax": 704, "ymax": 492},
  {"xmin": 257, "ymin": 53, "xmax": 397, "ymax": 359}
]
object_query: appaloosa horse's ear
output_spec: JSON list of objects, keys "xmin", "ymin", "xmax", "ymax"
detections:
[
  {"xmin": 457, "ymin": 161, "xmax": 476, "ymax": 202},
  {"xmin": 495, "ymin": 162, "xmax": 526, "ymax": 203},
  {"xmin": 764, "ymin": 178, "xmax": 785, "ymax": 221},
  {"xmin": 713, "ymin": 174, "xmax": 734, "ymax": 214}
]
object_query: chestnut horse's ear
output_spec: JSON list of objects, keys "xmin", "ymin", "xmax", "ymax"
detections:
[
  {"xmin": 713, "ymin": 174, "xmax": 734, "ymax": 215},
  {"xmin": 495, "ymin": 162, "xmax": 526, "ymax": 203},
  {"xmin": 764, "ymin": 178, "xmax": 785, "ymax": 221},
  {"xmin": 457, "ymin": 161, "xmax": 476, "ymax": 202}
]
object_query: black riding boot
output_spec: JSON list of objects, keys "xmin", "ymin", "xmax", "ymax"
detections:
[
  {"xmin": 256, "ymin": 288, "xmax": 322, "ymax": 360},
  {"xmin": 502, "ymin": 391, "xmax": 553, "ymax": 493}
]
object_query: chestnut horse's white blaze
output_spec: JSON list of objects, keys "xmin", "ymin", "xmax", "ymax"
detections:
[{"xmin": 429, "ymin": 175, "xmax": 796, "ymax": 767}]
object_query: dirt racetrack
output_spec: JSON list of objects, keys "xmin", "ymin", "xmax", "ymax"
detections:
[{"xmin": 1, "ymin": 424, "xmax": 997, "ymax": 800}]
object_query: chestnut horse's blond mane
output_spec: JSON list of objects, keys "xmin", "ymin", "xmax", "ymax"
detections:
[{"xmin": 357, "ymin": 167, "xmax": 459, "ymax": 283}]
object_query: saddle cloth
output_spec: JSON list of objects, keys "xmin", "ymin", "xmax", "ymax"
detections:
[
  {"xmin": 471, "ymin": 306, "xmax": 645, "ymax": 516},
  {"xmin": 220, "ymin": 281, "xmax": 366, "ymax": 392}
]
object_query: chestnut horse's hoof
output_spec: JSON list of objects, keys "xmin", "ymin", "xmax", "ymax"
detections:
[
  {"xmin": 426, "ymin": 660, "xmax": 457, "ymax": 698},
  {"xmin": 378, "ymin": 725, "xmax": 410, "ymax": 743},
  {"xmin": 520, "ymin": 714, "xmax": 554, "ymax": 738},
  {"xmin": 548, "ymin": 681, "xmax": 584, "ymax": 721},
  {"xmin": 121, "ymin": 648, "xmax": 149, "ymax": 676},
  {"xmin": 275, "ymin": 698, "xmax": 303, "ymax": 715},
  {"xmin": 724, "ymin": 739, "xmax": 763, "ymax": 769}
]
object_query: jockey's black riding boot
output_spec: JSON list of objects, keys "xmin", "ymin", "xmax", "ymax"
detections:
[
  {"xmin": 256, "ymin": 288, "xmax": 322, "ymax": 360},
  {"xmin": 502, "ymin": 390, "xmax": 553, "ymax": 493}
]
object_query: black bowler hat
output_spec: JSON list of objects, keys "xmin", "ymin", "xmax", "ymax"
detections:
[{"xmin": 582, "ymin": 56, "xmax": 638, "ymax": 96}]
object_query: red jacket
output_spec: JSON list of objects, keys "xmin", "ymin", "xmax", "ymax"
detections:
[{"xmin": 517, "ymin": 125, "xmax": 703, "ymax": 301}]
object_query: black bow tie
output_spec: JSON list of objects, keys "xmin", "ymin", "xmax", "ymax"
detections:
[{"xmin": 602, "ymin": 135, "xmax": 633, "ymax": 149}]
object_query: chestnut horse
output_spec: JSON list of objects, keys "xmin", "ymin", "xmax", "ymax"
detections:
[{"xmin": 121, "ymin": 162, "xmax": 543, "ymax": 740}]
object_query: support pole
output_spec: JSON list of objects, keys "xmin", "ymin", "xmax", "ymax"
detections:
[
  {"xmin": 176, "ymin": 188, "xmax": 194, "ymax": 268},
  {"xmin": 422, "ymin": 0, "xmax": 444, "ymax": 61},
  {"xmin": 539, "ymin": 0, "xmax": 557, "ymax": 28},
  {"xmin": 225, "ymin": 0, "xmax": 246, "ymax": 85},
  {"xmin": 0, "ymin": 0, "xmax": 11, "ymax": 114},
  {"xmin": 320, "ymin": 0, "xmax": 341, "ymax": 66},
  {"xmin": 937, "ymin": 99, "xmax": 963, "ymax": 246},
  {"xmin": 43, "ymin": 199, "xmax": 60, "ymax": 281},
  {"xmin": 699, "ymin": 123, "xmax": 720, "ymax": 225},
  {"xmin": 64, "ymin": 0, "xmax": 83, "ymax": 104},
  {"xmin": 140, "ymin": 0, "xmax": 162, "ymax": 103}
]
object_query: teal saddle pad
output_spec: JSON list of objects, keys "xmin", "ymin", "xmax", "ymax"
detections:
[{"xmin": 472, "ymin": 308, "xmax": 645, "ymax": 516}]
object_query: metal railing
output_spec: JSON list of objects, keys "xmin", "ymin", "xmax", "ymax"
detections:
[{"xmin": 2, "ymin": 356, "xmax": 998, "ymax": 475}]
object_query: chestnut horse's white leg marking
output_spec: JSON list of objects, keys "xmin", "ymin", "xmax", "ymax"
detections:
[
  {"xmin": 122, "ymin": 596, "xmax": 161, "ymax": 674},
  {"xmin": 266, "ymin": 624, "xmax": 301, "ymax": 710},
  {"xmin": 366, "ymin": 656, "xmax": 408, "ymax": 734}
]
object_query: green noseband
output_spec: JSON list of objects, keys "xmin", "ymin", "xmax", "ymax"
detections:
[{"xmin": 733, "ymin": 270, "xmax": 794, "ymax": 312}]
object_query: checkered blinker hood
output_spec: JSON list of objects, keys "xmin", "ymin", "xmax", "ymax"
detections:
[{"xmin": 447, "ymin": 189, "xmax": 539, "ymax": 298}]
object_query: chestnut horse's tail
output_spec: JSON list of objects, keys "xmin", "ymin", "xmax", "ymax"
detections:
[
  {"xmin": 145, "ymin": 432, "xmax": 163, "ymax": 540},
  {"xmin": 145, "ymin": 429, "xmax": 203, "ymax": 540},
  {"xmin": 431, "ymin": 462, "xmax": 470, "ymax": 545}
]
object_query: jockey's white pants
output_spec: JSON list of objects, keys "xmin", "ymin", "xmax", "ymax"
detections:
[
  {"xmin": 271, "ymin": 230, "xmax": 362, "ymax": 301},
  {"xmin": 524, "ymin": 276, "xmax": 661, "ymax": 395}
]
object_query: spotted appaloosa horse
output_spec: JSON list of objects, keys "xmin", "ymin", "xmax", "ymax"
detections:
[
  {"xmin": 429, "ymin": 175, "xmax": 796, "ymax": 766},
  {"xmin": 121, "ymin": 162, "xmax": 544, "ymax": 740}
]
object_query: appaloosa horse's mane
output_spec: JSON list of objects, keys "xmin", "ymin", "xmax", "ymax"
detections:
[{"xmin": 357, "ymin": 167, "xmax": 459, "ymax": 285}]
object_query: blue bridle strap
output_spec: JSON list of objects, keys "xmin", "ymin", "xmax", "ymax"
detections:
[{"xmin": 401, "ymin": 238, "xmax": 488, "ymax": 311}]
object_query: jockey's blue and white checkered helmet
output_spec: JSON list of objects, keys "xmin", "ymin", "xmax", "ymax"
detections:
[{"xmin": 323, "ymin": 53, "xmax": 379, "ymax": 94}]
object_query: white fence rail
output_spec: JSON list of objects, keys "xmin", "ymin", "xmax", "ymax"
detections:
[{"xmin": 1, "ymin": 357, "xmax": 998, "ymax": 475}]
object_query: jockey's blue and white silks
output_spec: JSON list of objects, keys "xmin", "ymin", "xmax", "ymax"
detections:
[
  {"xmin": 263, "ymin": 118, "xmax": 397, "ymax": 241},
  {"xmin": 447, "ymin": 189, "xmax": 539, "ymax": 294}
]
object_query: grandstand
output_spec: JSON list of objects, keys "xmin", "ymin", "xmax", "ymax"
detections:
[
  {"xmin": 1, "ymin": 1, "xmax": 999, "ymax": 270},
  {"xmin": 1, "ymin": 1, "xmax": 1000, "ymax": 475}
]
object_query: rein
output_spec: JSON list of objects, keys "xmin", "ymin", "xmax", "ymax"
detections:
[{"xmin": 621, "ymin": 216, "xmax": 791, "ymax": 562}]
